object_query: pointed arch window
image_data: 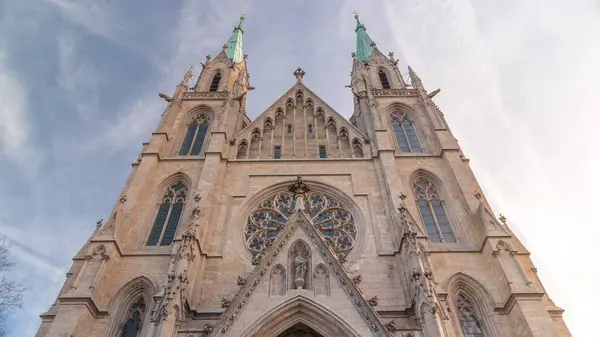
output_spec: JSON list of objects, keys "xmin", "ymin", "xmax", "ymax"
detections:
[
  {"xmin": 179, "ymin": 114, "xmax": 210, "ymax": 156},
  {"xmin": 457, "ymin": 295, "xmax": 485, "ymax": 337},
  {"xmin": 209, "ymin": 72, "xmax": 221, "ymax": 92},
  {"xmin": 379, "ymin": 69, "xmax": 391, "ymax": 89},
  {"xmin": 147, "ymin": 181, "xmax": 187, "ymax": 246},
  {"xmin": 391, "ymin": 112, "xmax": 421, "ymax": 153},
  {"xmin": 121, "ymin": 297, "xmax": 145, "ymax": 337},
  {"xmin": 414, "ymin": 177, "xmax": 455, "ymax": 243}
]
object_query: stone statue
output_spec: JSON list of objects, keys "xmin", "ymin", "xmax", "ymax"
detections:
[{"xmin": 294, "ymin": 253, "xmax": 308, "ymax": 289}]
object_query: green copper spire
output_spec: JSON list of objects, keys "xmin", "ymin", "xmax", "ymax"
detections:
[
  {"xmin": 226, "ymin": 15, "xmax": 245, "ymax": 63},
  {"xmin": 355, "ymin": 14, "xmax": 374, "ymax": 62}
]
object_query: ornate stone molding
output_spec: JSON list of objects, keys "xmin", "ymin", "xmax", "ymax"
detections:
[
  {"xmin": 371, "ymin": 88, "xmax": 418, "ymax": 97},
  {"xmin": 183, "ymin": 91, "xmax": 229, "ymax": 100},
  {"xmin": 210, "ymin": 212, "xmax": 392, "ymax": 337}
]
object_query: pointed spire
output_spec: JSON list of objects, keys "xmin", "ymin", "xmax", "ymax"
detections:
[
  {"xmin": 354, "ymin": 14, "xmax": 374, "ymax": 62},
  {"xmin": 226, "ymin": 14, "xmax": 246, "ymax": 64}
]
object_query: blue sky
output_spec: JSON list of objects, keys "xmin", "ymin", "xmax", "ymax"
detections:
[{"xmin": 1, "ymin": 0, "xmax": 599, "ymax": 335}]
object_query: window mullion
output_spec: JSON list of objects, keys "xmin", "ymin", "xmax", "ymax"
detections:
[
  {"xmin": 401, "ymin": 121, "xmax": 412, "ymax": 152},
  {"xmin": 428, "ymin": 199, "xmax": 444, "ymax": 242},
  {"xmin": 188, "ymin": 125, "xmax": 200, "ymax": 155},
  {"xmin": 158, "ymin": 203, "xmax": 174, "ymax": 243}
]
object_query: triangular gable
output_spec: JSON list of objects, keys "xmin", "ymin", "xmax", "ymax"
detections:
[
  {"xmin": 234, "ymin": 81, "xmax": 368, "ymax": 141},
  {"xmin": 210, "ymin": 211, "xmax": 391, "ymax": 337}
]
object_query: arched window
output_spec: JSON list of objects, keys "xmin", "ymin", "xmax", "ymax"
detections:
[
  {"xmin": 209, "ymin": 72, "xmax": 221, "ymax": 92},
  {"xmin": 179, "ymin": 114, "xmax": 210, "ymax": 156},
  {"xmin": 121, "ymin": 297, "xmax": 145, "ymax": 337},
  {"xmin": 391, "ymin": 112, "xmax": 421, "ymax": 153},
  {"xmin": 457, "ymin": 295, "xmax": 485, "ymax": 337},
  {"xmin": 147, "ymin": 181, "xmax": 187, "ymax": 246},
  {"xmin": 379, "ymin": 69, "xmax": 391, "ymax": 89},
  {"xmin": 414, "ymin": 176, "xmax": 455, "ymax": 243}
]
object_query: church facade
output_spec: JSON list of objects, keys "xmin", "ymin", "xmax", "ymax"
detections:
[{"xmin": 36, "ymin": 16, "xmax": 571, "ymax": 337}]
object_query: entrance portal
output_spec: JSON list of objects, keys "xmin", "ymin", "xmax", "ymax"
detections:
[{"xmin": 278, "ymin": 323, "xmax": 323, "ymax": 337}]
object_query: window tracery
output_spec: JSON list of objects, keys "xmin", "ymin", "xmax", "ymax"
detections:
[
  {"xmin": 245, "ymin": 192, "xmax": 356, "ymax": 258},
  {"xmin": 120, "ymin": 297, "xmax": 145, "ymax": 337},
  {"xmin": 457, "ymin": 294, "xmax": 484, "ymax": 337},
  {"xmin": 179, "ymin": 113, "xmax": 210, "ymax": 156},
  {"xmin": 391, "ymin": 112, "xmax": 421, "ymax": 153},
  {"xmin": 414, "ymin": 177, "xmax": 455, "ymax": 243},
  {"xmin": 147, "ymin": 181, "xmax": 187, "ymax": 246}
]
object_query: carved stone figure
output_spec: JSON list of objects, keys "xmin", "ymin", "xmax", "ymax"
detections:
[{"xmin": 294, "ymin": 253, "xmax": 307, "ymax": 289}]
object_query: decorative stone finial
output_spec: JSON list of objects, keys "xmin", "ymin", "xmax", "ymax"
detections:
[
  {"xmin": 222, "ymin": 44, "xmax": 228, "ymax": 51},
  {"xmin": 399, "ymin": 193, "xmax": 407, "ymax": 201},
  {"xmin": 221, "ymin": 298, "xmax": 231, "ymax": 308},
  {"xmin": 194, "ymin": 194, "xmax": 201, "ymax": 203},
  {"xmin": 499, "ymin": 214, "xmax": 507, "ymax": 225},
  {"xmin": 293, "ymin": 67, "xmax": 306, "ymax": 82},
  {"xmin": 205, "ymin": 54, "xmax": 211, "ymax": 61},
  {"xmin": 385, "ymin": 320, "xmax": 397, "ymax": 332},
  {"xmin": 474, "ymin": 191, "xmax": 482, "ymax": 200},
  {"xmin": 119, "ymin": 195, "xmax": 127, "ymax": 204},
  {"xmin": 288, "ymin": 176, "xmax": 310, "ymax": 197},
  {"xmin": 237, "ymin": 276, "xmax": 247, "ymax": 286},
  {"xmin": 96, "ymin": 219, "xmax": 103, "ymax": 230},
  {"xmin": 352, "ymin": 274, "xmax": 362, "ymax": 285},
  {"xmin": 367, "ymin": 295, "xmax": 379, "ymax": 307}
]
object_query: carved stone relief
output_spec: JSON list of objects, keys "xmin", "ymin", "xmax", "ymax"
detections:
[{"xmin": 289, "ymin": 240, "xmax": 311, "ymax": 290}]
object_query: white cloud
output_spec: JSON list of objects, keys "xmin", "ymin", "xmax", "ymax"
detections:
[{"xmin": 0, "ymin": 49, "xmax": 36, "ymax": 167}]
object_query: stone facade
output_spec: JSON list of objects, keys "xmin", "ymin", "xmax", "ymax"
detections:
[{"xmin": 36, "ymin": 26, "xmax": 570, "ymax": 337}]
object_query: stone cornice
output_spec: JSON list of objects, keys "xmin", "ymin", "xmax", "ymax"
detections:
[
  {"xmin": 183, "ymin": 91, "xmax": 229, "ymax": 100},
  {"xmin": 496, "ymin": 292, "xmax": 545, "ymax": 314},
  {"xmin": 371, "ymin": 88, "xmax": 418, "ymax": 97},
  {"xmin": 57, "ymin": 295, "xmax": 108, "ymax": 318}
]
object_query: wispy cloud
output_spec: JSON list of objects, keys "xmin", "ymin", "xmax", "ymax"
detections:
[{"xmin": 0, "ymin": 49, "xmax": 36, "ymax": 168}]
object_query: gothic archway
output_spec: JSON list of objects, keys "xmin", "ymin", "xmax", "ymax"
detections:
[
  {"xmin": 278, "ymin": 323, "xmax": 323, "ymax": 337},
  {"xmin": 241, "ymin": 296, "xmax": 361, "ymax": 337}
]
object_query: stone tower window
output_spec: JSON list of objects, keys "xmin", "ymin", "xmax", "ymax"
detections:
[
  {"xmin": 457, "ymin": 294, "xmax": 485, "ymax": 337},
  {"xmin": 147, "ymin": 181, "xmax": 187, "ymax": 246},
  {"xmin": 209, "ymin": 72, "xmax": 221, "ymax": 91},
  {"xmin": 245, "ymin": 191, "xmax": 356, "ymax": 258},
  {"xmin": 413, "ymin": 177, "xmax": 455, "ymax": 243},
  {"xmin": 120, "ymin": 297, "xmax": 145, "ymax": 337},
  {"xmin": 391, "ymin": 112, "xmax": 421, "ymax": 153},
  {"xmin": 179, "ymin": 114, "xmax": 210, "ymax": 156},
  {"xmin": 379, "ymin": 69, "xmax": 391, "ymax": 89}
]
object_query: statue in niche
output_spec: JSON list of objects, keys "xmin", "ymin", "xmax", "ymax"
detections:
[
  {"xmin": 289, "ymin": 241, "xmax": 310, "ymax": 290},
  {"xmin": 294, "ymin": 252, "xmax": 308, "ymax": 289}
]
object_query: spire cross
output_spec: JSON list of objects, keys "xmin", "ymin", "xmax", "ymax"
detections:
[{"xmin": 293, "ymin": 67, "xmax": 306, "ymax": 82}]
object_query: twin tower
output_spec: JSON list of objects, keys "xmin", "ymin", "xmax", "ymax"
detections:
[{"xmin": 37, "ymin": 15, "xmax": 570, "ymax": 337}]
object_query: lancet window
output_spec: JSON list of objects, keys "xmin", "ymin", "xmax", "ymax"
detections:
[
  {"xmin": 245, "ymin": 192, "xmax": 356, "ymax": 258},
  {"xmin": 120, "ymin": 297, "xmax": 145, "ymax": 337},
  {"xmin": 379, "ymin": 69, "xmax": 391, "ymax": 89},
  {"xmin": 179, "ymin": 113, "xmax": 210, "ymax": 156},
  {"xmin": 414, "ymin": 176, "xmax": 455, "ymax": 243},
  {"xmin": 391, "ymin": 112, "xmax": 421, "ymax": 153},
  {"xmin": 209, "ymin": 72, "xmax": 221, "ymax": 92},
  {"xmin": 457, "ymin": 294, "xmax": 485, "ymax": 337},
  {"xmin": 147, "ymin": 181, "xmax": 187, "ymax": 246}
]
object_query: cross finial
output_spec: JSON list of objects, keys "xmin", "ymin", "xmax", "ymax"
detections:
[
  {"xmin": 96, "ymin": 219, "xmax": 103, "ymax": 230},
  {"xmin": 293, "ymin": 67, "xmax": 306, "ymax": 82},
  {"xmin": 499, "ymin": 214, "xmax": 507, "ymax": 225}
]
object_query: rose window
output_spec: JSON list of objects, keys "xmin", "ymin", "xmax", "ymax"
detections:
[{"xmin": 245, "ymin": 192, "xmax": 356, "ymax": 258}]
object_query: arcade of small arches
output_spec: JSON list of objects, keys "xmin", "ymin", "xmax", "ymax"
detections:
[{"xmin": 233, "ymin": 90, "xmax": 368, "ymax": 160}]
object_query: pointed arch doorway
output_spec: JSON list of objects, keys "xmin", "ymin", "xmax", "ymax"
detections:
[{"xmin": 278, "ymin": 323, "xmax": 323, "ymax": 337}]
